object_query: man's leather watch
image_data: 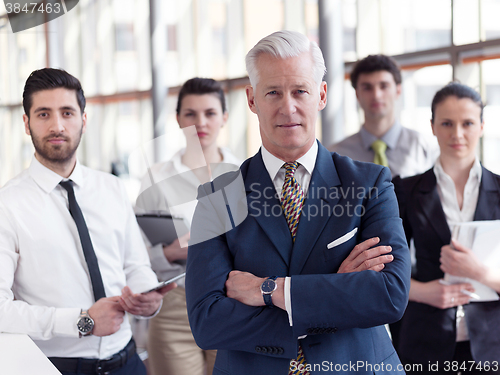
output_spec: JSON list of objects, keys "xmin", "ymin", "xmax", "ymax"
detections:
[
  {"xmin": 260, "ymin": 276, "xmax": 278, "ymax": 307},
  {"xmin": 76, "ymin": 309, "xmax": 94, "ymax": 338}
]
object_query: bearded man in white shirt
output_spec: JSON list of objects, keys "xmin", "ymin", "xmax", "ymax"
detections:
[{"xmin": 0, "ymin": 68, "xmax": 175, "ymax": 375}]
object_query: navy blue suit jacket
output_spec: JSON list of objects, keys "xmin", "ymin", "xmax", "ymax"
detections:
[
  {"xmin": 394, "ymin": 167, "xmax": 500, "ymax": 364},
  {"xmin": 186, "ymin": 142, "xmax": 411, "ymax": 374}
]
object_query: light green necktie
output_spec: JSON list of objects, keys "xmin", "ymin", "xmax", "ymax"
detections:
[{"xmin": 371, "ymin": 139, "xmax": 389, "ymax": 167}]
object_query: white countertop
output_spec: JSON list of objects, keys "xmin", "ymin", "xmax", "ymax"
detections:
[{"xmin": 0, "ymin": 333, "xmax": 61, "ymax": 374}]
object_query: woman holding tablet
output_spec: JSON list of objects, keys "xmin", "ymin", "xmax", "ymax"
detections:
[
  {"xmin": 394, "ymin": 82, "xmax": 500, "ymax": 374},
  {"xmin": 136, "ymin": 78, "xmax": 240, "ymax": 375}
]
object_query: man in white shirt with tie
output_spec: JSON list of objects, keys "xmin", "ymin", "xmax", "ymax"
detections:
[
  {"xmin": 0, "ymin": 68, "xmax": 175, "ymax": 375},
  {"xmin": 330, "ymin": 54, "xmax": 438, "ymax": 178}
]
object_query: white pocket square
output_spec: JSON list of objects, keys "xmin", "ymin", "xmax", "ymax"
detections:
[{"xmin": 327, "ymin": 227, "xmax": 358, "ymax": 249}]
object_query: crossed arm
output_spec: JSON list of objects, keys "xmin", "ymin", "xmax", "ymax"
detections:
[
  {"xmin": 226, "ymin": 237, "xmax": 394, "ymax": 310},
  {"xmin": 186, "ymin": 165, "xmax": 410, "ymax": 352},
  {"xmin": 187, "ymin": 224, "xmax": 409, "ymax": 353}
]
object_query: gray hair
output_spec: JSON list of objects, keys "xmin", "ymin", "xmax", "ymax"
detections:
[{"xmin": 245, "ymin": 30, "xmax": 326, "ymax": 88}]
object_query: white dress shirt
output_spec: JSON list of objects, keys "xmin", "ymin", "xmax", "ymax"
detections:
[
  {"xmin": 261, "ymin": 141, "xmax": 318, "ymax": 326},
  {"xmin": 331, "ymin": 122, "xmax": 439, "ymax": 178},
  {"xmin": 434, "ymin": 157, "xmax": 482, "ymax": 342},
  {"xmin": 135, "ymin": 148, "xmax": 241, "ymax": 288},
  {"xmin": 0, "ymin": 156, "xmax": 159, "ymax": 359}
]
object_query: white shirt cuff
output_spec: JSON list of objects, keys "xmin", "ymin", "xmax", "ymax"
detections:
[
  {"xmin": 285, "ymin": 276, "xmax": 293, "ymax": 326},
  {"xmin": 55, "ymin": 308, "xmax": 82, "ymax": 338},
  {"xmin": 134, "ymin": 299, "xmax": 163, "ymax": 320},
  {"xmin": 284, "ymin": 277, "xmax": 307, "ymax": 339}
]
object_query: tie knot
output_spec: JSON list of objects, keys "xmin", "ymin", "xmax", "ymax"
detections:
[
  {"xmin": 283, "ymin": 162, "xmax": 299, "ymax": 178},
  {"xmin": 371, "ymin": 139, "xmax": 387, "ymax": 153},
  {"xmin": 59, "ymin": 180, "xmax": 74, "ymax": 193}
]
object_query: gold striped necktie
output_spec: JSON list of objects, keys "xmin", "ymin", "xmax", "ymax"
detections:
[
  {"xmin": 281, "ymin": 162, "xmax": 304, "ymax": 241},
  {"xmin": 280, "ymin": 162, "xmax": 310, "ymax": 375}
]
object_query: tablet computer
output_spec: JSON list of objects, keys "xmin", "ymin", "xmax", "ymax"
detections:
[
  {"xmin": 136, "ymin": 213, "xmax": 189, "ymax": 245},
  {"xmin": 140, "ymin": 273, "xmax": 186, "ymax": 294}
]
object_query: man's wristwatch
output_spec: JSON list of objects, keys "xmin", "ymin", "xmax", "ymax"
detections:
[
  {"xmin": 260, "ymin": 276, "xmax": 278, "ymax": 307},
  {"xmin": 76, "ymin": 309, "xmax": 94, "ymax": 338}
]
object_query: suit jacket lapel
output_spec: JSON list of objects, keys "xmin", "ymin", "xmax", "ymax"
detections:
[
  {"xmin": 474, "ymin": 166, "xmax": 500, "ymax": 221},
  {"xmin": 245, "ymin": 151, "xmax": 293, "ymax": 267},
  {"xmin": 290, "ymin": 144, "xmax": 341, "ymax": 275},
  {"xmin": 416, "ymin": 170, "xmax": 451, "ymax": 244}
]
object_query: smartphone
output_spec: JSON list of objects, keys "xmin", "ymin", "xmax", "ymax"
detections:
[{"xmin": 140, "ymin": 272, "xmax": 186, "ymax": 294}]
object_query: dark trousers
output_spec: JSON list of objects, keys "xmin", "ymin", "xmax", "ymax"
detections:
[
  {"xmin": 404, "ymin": 341, "xmax": 500, "ymax": 375},
  {"xmin": 60, "ymin": 353, "xmax": 146, "ymax": 375}
]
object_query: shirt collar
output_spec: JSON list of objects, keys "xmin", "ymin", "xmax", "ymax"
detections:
[
  {"xmin": 172, "ymin": 147, "xmax": 239, "ymax": 172},
  {"xmin": 433, "ymin": 156, "xmax": 482, "ymax": 186},
  {"xmin": 261, "ymin": 140, "xmax": 318, "ymax": 180},
  {"xmin": 29, "ymin": 155, "xmax": 84, "ymax": 193},
  {"xmin": 171, "ymin": 148, "xmax": 191, "ymax": 174},
  {"xmin": 360, "ymin": 122, "xmax": 402, "ymax": 150}
]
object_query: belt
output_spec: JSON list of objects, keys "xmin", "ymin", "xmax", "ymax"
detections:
[{"xmin": 49, "ymin": 338, "xmax": 136, "ymax": 375}]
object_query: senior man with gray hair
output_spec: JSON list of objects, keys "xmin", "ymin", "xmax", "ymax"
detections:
[{"xmin": 185, "ymin": 30, "xmax": 411, "ymax": 375}]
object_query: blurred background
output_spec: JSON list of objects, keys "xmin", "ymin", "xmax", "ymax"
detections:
[{"xmin": 1, "ymin": 0, "xmax": 500, "ymax": 199}]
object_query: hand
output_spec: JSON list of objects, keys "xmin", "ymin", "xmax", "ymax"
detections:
[
  {"xmin": 163, "ymin": 232, "xmax": 190, "ymax": 263},
  {"xmin": 338, "ymin": 237, "xmax": 393, "ymax": 273},
  {"xmin": 440, "ymin": 239, "xmax": 486, "ymax": 281},
  {"xmin": 119, "ymin": 283, "xmax": 176, "ymax": 317},
  {"xmin": 88, "ymin": 296, "xmax": 125, "ymax": 337},
  {"xmin": 225, "ymin": 271, "xmax": 286, "ymax": 310},
  {"xmin": 410, "ymin": 279, "xmax": 474, "ymax": 309}
]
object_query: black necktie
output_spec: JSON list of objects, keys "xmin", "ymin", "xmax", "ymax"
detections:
[{"xmin": 60, "ymin": 180, "xmax": 106, "ymax": 301}]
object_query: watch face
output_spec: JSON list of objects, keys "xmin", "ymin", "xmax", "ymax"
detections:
[
  {"xmin": 261, "ymin": 279, "xmax": 276, "ymax": 294},
  {"xmin": 77, "ymin": 317, "xmax": 94, "ymax": 333}
]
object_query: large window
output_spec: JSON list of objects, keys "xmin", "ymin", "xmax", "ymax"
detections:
[
  {"xmin": 355, "ymin": 0, "xmax": 452, "ymax": 58},
  {"xmin": 481, "ymin": 59, "xmax": 500, "ymax": 174},
  {"xmin": 341, "ymin": 0, "xmax": 500, "ymax": 174},
  {"xmin": 2, "ymin": 0, "xmax": 500, "ymax": 188}
]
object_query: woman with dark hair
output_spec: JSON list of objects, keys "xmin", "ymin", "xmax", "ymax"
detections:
[
  {"xmin": 394, "ymin": 82, "xmax": 500, "ymax": 374},
  {"xmin": 136, "ymin": 77, "xmax": 241, "ymax": 375}
]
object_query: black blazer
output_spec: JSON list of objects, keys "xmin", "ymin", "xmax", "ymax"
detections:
[{"xmin": 394, "ymin": 166, "xmax": 500, "ymax": 364}]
